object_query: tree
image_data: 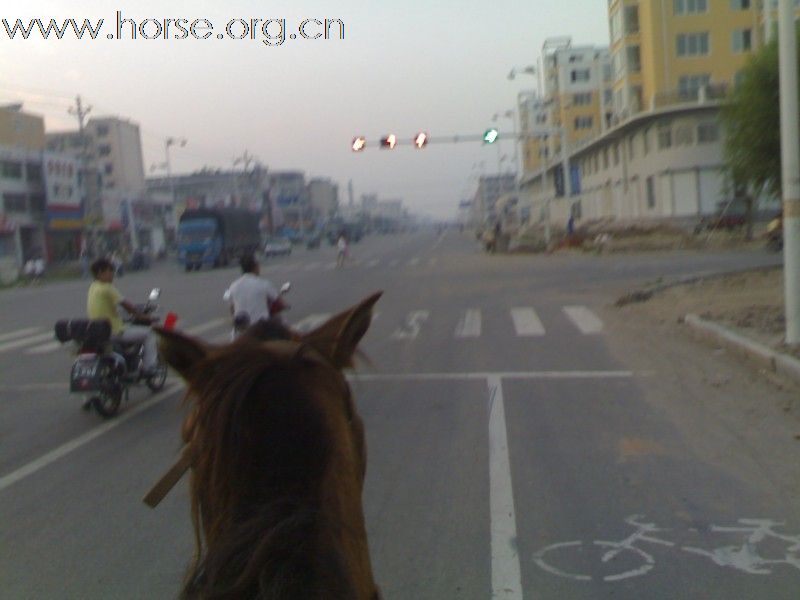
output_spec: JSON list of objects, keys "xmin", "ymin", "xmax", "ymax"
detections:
[{"xmin": 721, "ymin": 27, "xmax": 800, "ymax": 238}]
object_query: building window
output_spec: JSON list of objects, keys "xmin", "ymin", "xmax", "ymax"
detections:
[
  {"xmin": 611, "ymin": 8, "xmax": 623, "ymax": 43},
  {"xmin": 574, "ymin": 116, "xmax": 594, "ymax": 129},
  {"xmin": 603, "ymin": 149, "xmax": 609, "ymax": 169},
  {"xmin": 628, "ymin": 135, "xmax": 636, "ymax": 160},
  {"xmin": 678, "ymin": 74, "xmax": 711, "ymax": 98},
  {"xmin": 613, "ymin": 144, "xmax": 620, "ymax": 166},
  {"xmin": 536, "ymin": 113, "xmax": 547, "ymax": 124},
  {"xmin": 568, "ymin": 54, "xmax": 582, "ymax": 63},
  {"xmin": 731, "ymin": 0, "xmax": 751, "ymax": 8},
  {"xmin": 697, "ymin": 122, "xmax": 720, "ymax": 143},
  {"xmin": 25, "ymin": 163, "xmax": 42, "ymax": 183},
  {"xmin": 732, "ymin": 29, "xmax": 752, "ymax": 53},
  {"xmin": 29, "ymin": 194, "xmax": 46, "ymax": 213},
  {"xmin": 674, "ymin": 123, "xmax": 695, "ymax": 146},
  {"xmin": 658, "ymin": 123, "xmax": 672, "ymax": 149},
  {"xmin": 2, "ymin": 192, "xmax": 27, "ymax": 212},
  {"xmin": 573, "ymin": 92, "xmax": 593, "ymax": 106},
  {"xmin": 104, "ymin": 163, "xmax": 114, "ymax": 175},
  {"xmin": 624, "ymin": 6, "xmax": 640, "ymax": 34},
  {"xmin": 646, "ymin": 176, "xmax": 656, "ymax": 208},
  {"xmin": 95, "ymin": 124, "xmax": 109, "ymax": 136},
  {"xmin": 571, "ymin": 69, "xmax": 591, "ymax": 82},
  {"xmin": 674, "ymin": 0, "xmax": 708, "ymax": 15},
  {"xmin": 626, "ymin": 45, "xmax": 641, "ymax": 73},
  {"xmin": 734, "ymin": 70, "xmax": 746, "ymax": 89},
  {"xmin": 97, "ymin": 144, "xmax": 112, "ymax": 157},
  {"xmin": 1, "ymin": 161, "xmax": 23, "ymax": 179},
  {"xmin": 677, "ymin": 32, "xmax": 710, "ymax": 57},
  {"xmin": 643, "ymin": 127, "xmax": 650, "ymax": 155}
]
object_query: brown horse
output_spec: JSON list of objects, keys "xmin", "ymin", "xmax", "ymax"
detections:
[{"xmin": 147, "ymin": 292, "xmax": 382, "ymax": 600}]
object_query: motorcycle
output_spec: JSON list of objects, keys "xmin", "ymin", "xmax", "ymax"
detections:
[
  {"xmin": 230, "ymin": 281, "xmax": 292, "ymax": 339},
  {"xmin": 55, "ymin": 288, "xmax": 175, "ymax": 418}
]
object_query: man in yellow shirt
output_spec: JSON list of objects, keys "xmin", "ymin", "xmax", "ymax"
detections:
[{"xmin": 87, "ymin": 257, "xmax": 158, "ymax": 374}]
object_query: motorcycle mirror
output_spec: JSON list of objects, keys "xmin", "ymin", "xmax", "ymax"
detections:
[
  {"xmin": 280, "ymin": 282, "xmax": 291, "ymax": 295},
  {"xmin": 148, "ymin": 288, "xmax": 161, "ymax": 301}
]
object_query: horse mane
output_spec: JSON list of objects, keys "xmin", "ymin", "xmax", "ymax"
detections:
[{"xmin": 179, "ymin": 337, "xmax": 358, "ymax": 599}]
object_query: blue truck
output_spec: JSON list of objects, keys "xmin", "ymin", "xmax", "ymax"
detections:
[{"xmin": 178, "ymin": 208, "xmax": 261, "ymax": 271}]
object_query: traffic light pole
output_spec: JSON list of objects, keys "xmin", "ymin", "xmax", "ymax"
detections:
[{"xmin": 779, "ymin": 0, "xmax": 800, "ymax": 344}]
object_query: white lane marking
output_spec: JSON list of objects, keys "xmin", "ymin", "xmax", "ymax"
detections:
[
  {"xmin": 563, "ymin": 306, "xmax": 604, "ymax": 334},
  {"xmin": 0, "ymin": 326, "xmax": 41, "ymax": 343},
  {"xmin": 390, "ymin": 310, "xmax": 430, "ymax": 340},
  {"xmin": 25, "ymin": 340, "xmax": 63, "ymax": 354},
  {"xmin": 304, "ymin": 262, "xmax": 321, "ymax": 271},
  {"xmin": 0, "ymin": 331, "xmax": 54, "ymax": 353},
  {"xmin": 185, "ymin": 317, "xmax": 228, "ymax": 335},
  {"xmin": 389, "ymin": 259, "xmax": 400, "ymax": 267},
  {"xmin": 347, "ymin": 370, "xmax": 641, "ymax": 382},
  {"xmin": 408, "ymin": 257, "xmax": 420, "ymax": 267},
  {"xmin": 293, "ymin": 313, "xmax": 331, "ymax": 333},
  {"xmin": 510, "ymin": 308, "xmax": 545, "ymax": 336},
  {"xmin": 488, "ymin": 376, "xmax": 523, "ymax": 599},
  {"xmin": 0, "ymin": 383, "xmax": 183, "ymax": 493},
  {"xmin": 366, "ymin": 259, "xmax": 380, "ymax": 268},
  {"xmin": 454, "ymin": 309, "xmax": 481, "ymax": 338},
  {"xmin": 324, "ymin": 261, "xmax": 337, "ymax": 270}
]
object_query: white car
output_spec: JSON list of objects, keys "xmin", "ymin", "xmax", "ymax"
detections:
[{"xmin": 264, "ymin": 236, "xmax": 292, "ymax": 257}]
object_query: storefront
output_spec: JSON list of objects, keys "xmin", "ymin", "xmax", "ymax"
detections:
[{"xmin": 45, "ymin": 205, "xmax": 84, "ymax": 262}]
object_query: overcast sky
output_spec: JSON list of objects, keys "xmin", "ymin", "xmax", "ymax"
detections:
[{"xmin": 0, "ymin": 1, "xmax": 610, "ymax": 219}]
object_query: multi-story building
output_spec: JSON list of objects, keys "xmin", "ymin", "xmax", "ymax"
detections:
[
  {"xmin": 308, "ymin": 178, "xmax": 339, "ymax": 220},
  {"xmin": 472, "ymin": 174, "xmax": 516, "ymax": 224}
]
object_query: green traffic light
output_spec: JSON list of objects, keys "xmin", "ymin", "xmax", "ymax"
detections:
[{"xmin": 483, "ymin": 128, "xmax": 499, "ymax": 144}]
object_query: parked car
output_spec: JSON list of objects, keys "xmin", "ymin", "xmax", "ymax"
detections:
[{"xmin": 264, "ymin": 236, "xmax": 292, "ymax": 257}]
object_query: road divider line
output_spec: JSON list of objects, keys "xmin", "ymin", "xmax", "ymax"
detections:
[
  {"xmin": 347, "ymin": 370, "xmax": 641, "ymax": 381},
  {"xmin": 511, "ymin": 307, "xmax": 545, "ymax": 337},
  {"xmin": 454, "ymin": 309, "xmax": 481, "ymax": 338},
  {"xmin": 185, "ymin": 317, "xmax": 228, "ymax": 336},
  {"xmin": 293, "ymin": 313, "xmax": 331, "ymax": 333},
  {"xmin": 0, "ymin": 383, "xmax": 183, "ymax": 493},
  {"xmin": 0, "ymin": 326, "xmax": 41, "ymax": 343},
  {"xmin": 0, "ymin": 331, "xmax": 55, "ymax": 353},
  {"xmin": 487, "ymin": 375, "xmax": 523, "ymax": 599},
  {"xmin": 25, "ymin": 340, "xmax": 63, "ymax": 354},
  {"xmin": 563, "ymin": 306, "xmax": 604, "ymax": 334}
]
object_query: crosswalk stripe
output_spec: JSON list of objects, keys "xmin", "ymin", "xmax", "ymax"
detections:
[
  {"xmin": 408, "ymin": 257, "xmax": 420, "ymax": 267},
  {"xmin": 366, "ymin": 259, "xmax": 380, "ymax": 268},
  {"xmin": 0, "ymin": 331, "xmax": 55, "ymax": 353},
  {"xmin": 304, "ymin": 262, "xmax": 321, "ymax": 271},
  {"xmin": 563, "ymin": 306, "xmax": 604, "ymax": 334},
  {"xmin": 455, "ymin": 309, "xmax": 481, "ymax": 338},
  {"xmin": 510, "ymin": 308, "xmax": 545, "ymax": 336},
  {"xmin": 391, "ymin": 310, "xmax": 430, "ymax": 340},
  {"xmin": 293, "ymin": 313, "xmax": 331, "ymax": 333},
  {"xmin": 0, "ymin": 327, "xmax": 41, "ymax": 343},
  {"xmin": 25, "ymin": 340, "xmax": 63, "ymax": 354},
  {"xmin": 324, "ymin": 261, "xmax": 337, "ymax": 270},
  {"xmin": 185, "ymin": 317, "xmax": 228, "ymax": 335}
]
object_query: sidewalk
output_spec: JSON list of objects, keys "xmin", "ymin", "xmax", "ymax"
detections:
[{"xmin": 616, "ymin": 265, "xmax": 800, "ymax": 389}]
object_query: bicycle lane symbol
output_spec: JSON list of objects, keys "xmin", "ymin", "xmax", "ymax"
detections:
[{"xmin": 533, "ymin": 515, "xmax": 800, "ymax": 583}]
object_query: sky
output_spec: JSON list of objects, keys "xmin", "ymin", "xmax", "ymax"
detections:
[{"xmin": 0, "ymin": 1, "xmax": 610, "ymax": 219}]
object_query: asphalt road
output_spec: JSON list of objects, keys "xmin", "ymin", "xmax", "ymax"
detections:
[{"xmin": 0, "ymin": 230, "xmax": 795, "ymax": 599}]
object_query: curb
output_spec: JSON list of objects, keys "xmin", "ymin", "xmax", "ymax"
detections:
[{"xmin": 684, "ymin": 314, "xmax": 800, "ymax": 386}]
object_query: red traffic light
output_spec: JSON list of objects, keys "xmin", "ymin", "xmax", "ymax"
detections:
[
  {"xmin": 414, "ymin": 132, "xmax": 428, "ymax": 148},
  {"xmin": 351, "ymin": 136, "xmax": 366, "ymax": 152},
  {"xmin": 380, "ymin": 134, "xmax": 397, "ymax": 149}
]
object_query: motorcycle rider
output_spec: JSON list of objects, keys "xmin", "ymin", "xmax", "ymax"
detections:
[
  {"xmin": 224, "ymin": 253, "xmax": 279, "ymax": 335},
  {"xmin": 86, "ymin": 257, "xmax": 158, "ymax": 375}
]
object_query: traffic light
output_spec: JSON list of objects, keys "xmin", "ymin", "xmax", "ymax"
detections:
[
  {"xmin": 380, "ymin": 134, "xmax": 397, "ymax": 149},
  {"xmin": 413, "ymin": 132, "xmax": 428, "ymax": 149},
  {"xmin": 483, "ymin": 128, "xmax": 499, "ymax": 144},
  {"xmin": 351, "ymin": 136, "xmax": 366, "ymax": 152}
]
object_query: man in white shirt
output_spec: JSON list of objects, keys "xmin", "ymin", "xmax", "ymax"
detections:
[{"xmin": 224, "ymin": 253, "xmax": 279, "ymax": 337}]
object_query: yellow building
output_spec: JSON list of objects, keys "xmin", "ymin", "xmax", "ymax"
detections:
[
  {"xmin": 609, "ymin": 0, "xmax": 765, "ymax": 119},
  {"xmin": 0, "ymin": 104, "xmax": 45, "ymax": 150}
]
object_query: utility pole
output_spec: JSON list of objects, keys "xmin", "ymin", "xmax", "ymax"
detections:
[
  {"xmin": 779, "ymin": 0, "xmax": 800, "ymax": 344},
  {"xmin": 68, "ymin": 95, "xmax": 93, "ymax": 248}
]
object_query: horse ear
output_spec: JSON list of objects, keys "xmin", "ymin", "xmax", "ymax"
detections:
[
  {"xmin": 153, "ymin": 327, "xmax": 208, "ymax": 380},
  {"xmin": 303, "ymin": 291, "xmax": 382, "ymax": 369}
]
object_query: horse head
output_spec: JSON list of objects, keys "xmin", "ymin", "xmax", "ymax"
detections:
[{"xmin": 153, "ymin": 292, "xmax": 383, "ymax": 600}]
